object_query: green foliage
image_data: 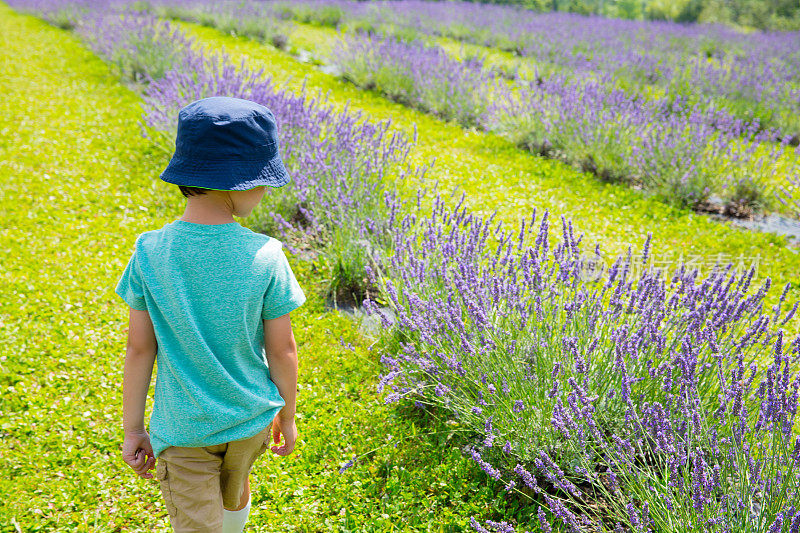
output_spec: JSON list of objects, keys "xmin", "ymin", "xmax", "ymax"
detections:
[
  {"xmin": 676, "ymin": 0, "xmax": 705, "ymax": 22},
  {"xmin": 608, "ymin": 0, "xmax": 644, "ymax": 19},
  {"xmin": 566, "ymin": 0, "xmax": 598, "ymax": 15},
  {"xmin": 325, "ymin": 233, "xmax": 381, "ymax": 309},
  {"xmin": 129, "ymin": 0, "xmax": 152, "ymax": 14},
  {"xmin": 48, "ymin": 7, "xmax": 77, "ymax": 29},
  {"xmin": 645, "ymin": 0, "xmax": 691, "ymax": 20},
  {"xmin": 109, "ymin": 27, "xmax": 185, "ymax": 83},
  {"xmin": 283, "ymin": 3, "xmax": 344, "ymax": 28},
  {"xmin": 697, "ymin": 0, "xmax": 735, "ymax": 24},
  {"xmin": 313, "ymin": 5, "xmax": 345, "ymax": 27},
  {"xmin": 215, "ymin": 13, "xmax": 289, "ymax": 47},
  {"xmin": 153, "ymin": 4, "xmax": 199, "ymax": 23}
]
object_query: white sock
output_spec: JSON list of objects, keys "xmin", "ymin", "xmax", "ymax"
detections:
[{"xmin": 222, "ymin": 493, "xmax": 251, "ymax": 533}]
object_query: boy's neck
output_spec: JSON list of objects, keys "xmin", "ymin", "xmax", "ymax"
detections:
[{"xmin": 180, "ymin": 195, "xmax": 237, "ymax": 225}]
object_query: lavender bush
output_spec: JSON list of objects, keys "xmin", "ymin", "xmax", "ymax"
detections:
[
  {"xmin": 83, "ymin": 10, "xmax": 196, "ymax": 83},
  {"xmin": 331, "ymin": 33, "xmax": 494, "ymax": 129},
  {"xmin": 539, "ymin": 333, "xmax": 800, "ymax": 531},
  {"xmin": 490, "ymin": 76, "xmax": 800, "ymax": 211},
  {"xmin": 150, "ymin": 0, "xmax": 293, "ymax": 50},
  {"xmin": 12, "ymin": 0, "xmax": 92, "ymax": 28},
  {"xmin": 328, "ymin": 31, "xmax": 799, "ymax": 213},
  {"xmin": 275, "ymin": 1, "xmax": 348, "ymax": 28},
  {"xmin": 362, "ymin": 190, "xmax": 800, "ymax": 530},
  {"xmin": 18, "ymin": 1, "xmax": 198, "ymax": 84},
  {"xmin": 141, "ymin": 45, "xmax": 418, "ymax": 305}
]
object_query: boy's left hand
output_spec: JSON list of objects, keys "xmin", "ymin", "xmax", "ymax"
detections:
[{"xmin": 122, "ymin": 429, "xmax": 156, "ymax": 479}]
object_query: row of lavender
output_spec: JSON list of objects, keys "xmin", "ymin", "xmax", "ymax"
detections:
[
  {"xmin": 330, "ymin": 32, "xmax": 800, "ymax": 217},
  {"xmin": 275, "ymin": 0, "xmax": 800, "ymax": 142},
  {"xmin": 16, "ymin": 2, "xmax": 800, "ymax": 531},
  {"xmin": 138, "ymin": 0, "xmax": 800, "ymax": 219},
  {"xmin": 316, "ymin": 0, "xmax": 800, "ymax": 220}
]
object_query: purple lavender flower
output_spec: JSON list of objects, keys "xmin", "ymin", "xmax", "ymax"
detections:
[{"xmin": 338, "ymin": 454, "xmax": 357, "ymax": 474}]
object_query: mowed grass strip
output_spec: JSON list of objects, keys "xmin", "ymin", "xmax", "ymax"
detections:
[
  {"xmin": 173, "ymin": 20, "xmax": 800, "ymax": 336},
  {"xmin": 0, "ymin": 5, "xmax": 530, "ymax": 532}
]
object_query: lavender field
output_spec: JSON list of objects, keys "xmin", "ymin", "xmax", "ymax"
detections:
[
  {"xmin": 5, "ymin": 0, "xmax": 800, "ymax": 531},
  {"xmin": 141, "ymin": 0, "xmax": 800, "ymax": 219}
]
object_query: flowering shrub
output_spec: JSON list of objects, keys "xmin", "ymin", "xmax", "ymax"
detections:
[
  {"xmin": 151, "ymin": 0, "xmax": 293, "ymax": 49},
  {"xmin": 84, "ymin": 10, "xmax": 195, "ymax": 83},
  {"xmin": 363, "ymin": 191, "xmax": 800, "ymax": 531},
  {"xmin": 489, "ymin": 76, "xmax": 799, "ymax": 211},
  {"xmin": 331, "ymin": 33, "xmax": 494, "ymax": 128}
]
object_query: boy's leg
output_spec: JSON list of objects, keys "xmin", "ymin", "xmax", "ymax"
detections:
[
  {"xmin": 219, "ymin": 425, "xmax": 271, "ymax": 511},
  {"xmin": 226, "ymin": 475, "xmax": 250, "ymax": 511},
  {"xmin": 222, "ymin": 476, "xmax": 251, "ymax": 533},
  {"xmin": 156, "ymin": 444, "xmax": 226, "ymax": 532}
]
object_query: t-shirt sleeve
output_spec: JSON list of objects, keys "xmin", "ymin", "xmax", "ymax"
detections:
[
  {"xmin": 262, "ymin": 246, "xmax": 307, "ymax": 320},
  {"xmin": 115, "ymin": 244, "xmax": 148, "ymax": 311}
]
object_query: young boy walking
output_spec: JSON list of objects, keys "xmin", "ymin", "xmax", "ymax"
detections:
[{"xmin": 115, "ymin": 96, "xmax": 306, "ymax": 532}]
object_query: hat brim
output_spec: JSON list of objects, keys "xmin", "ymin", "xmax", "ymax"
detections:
[{"xmin": 159, "ymin": 153, "xmax": 291, "ymax": 190}]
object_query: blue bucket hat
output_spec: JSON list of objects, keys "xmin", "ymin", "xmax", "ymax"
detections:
[{"xmin": 160, "ymin": 96, "xmax": 290, "ymax": 191}]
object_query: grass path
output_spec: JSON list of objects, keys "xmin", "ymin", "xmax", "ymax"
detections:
[
  {"xmin": 176, "ymin": 21, "xmax": 800, "ymax": 336},
  {"xmin": 0, "ymin": 5, "xmax": 527, "ymax": 531}
]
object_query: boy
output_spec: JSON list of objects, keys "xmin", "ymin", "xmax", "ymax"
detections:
[{"xmin": 115, "ymin": 96, "xmax": 306, "ymax": 532}]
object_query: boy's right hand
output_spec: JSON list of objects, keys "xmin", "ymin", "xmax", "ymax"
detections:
[{"xmin": 270, "ymin": 414, "xmax": 297, "ymax": 456}]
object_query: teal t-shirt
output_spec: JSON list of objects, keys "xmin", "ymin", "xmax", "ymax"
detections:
[{"xmin": 115, "ymin": 220, "xmax": 306, "ymax": 459}]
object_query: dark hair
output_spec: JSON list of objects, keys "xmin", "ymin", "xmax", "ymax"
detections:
[{"xmin": 179, "ymin": 186, "xmax": 209, "ymax": 198}]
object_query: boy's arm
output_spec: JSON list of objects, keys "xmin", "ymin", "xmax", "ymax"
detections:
[
  {"xmin": 123, "ymin": 308, "xmax": 158, "ymax": 432},
  {"xmin": 263, "ymin": 313, "xmax": 298, "ymax": 455},
  {"xmin": 121, "ymin": 307, "xmax": 158, "ymax": 478}
]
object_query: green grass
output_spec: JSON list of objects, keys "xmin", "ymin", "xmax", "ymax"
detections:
[
  {"xmin": 0, "ymin": 4, "xmax": 539, "ymax": 531},
  {"xmin": 173, "ymin": 19, "xmax": 800, "ymax": 338}
]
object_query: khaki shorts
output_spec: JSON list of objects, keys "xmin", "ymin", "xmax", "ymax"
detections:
[{"xmin": 155, "ymin": 425, "xmax": 272, "ymax": 532}]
